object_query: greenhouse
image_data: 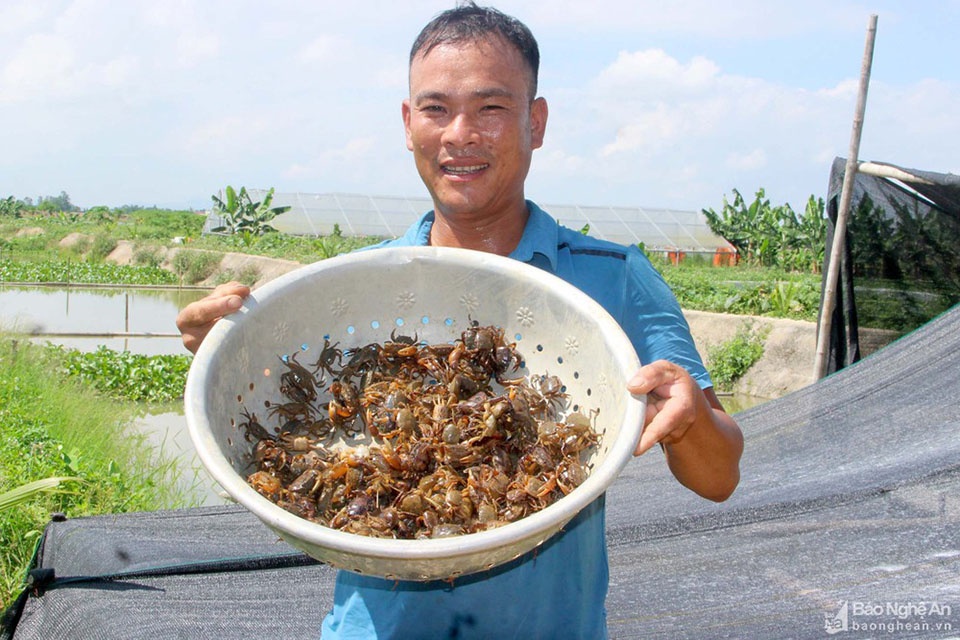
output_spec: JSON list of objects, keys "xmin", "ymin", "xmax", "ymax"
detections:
[{"xmin": 204, "ymin": 190, "xmax": 736, "ymax": 255}]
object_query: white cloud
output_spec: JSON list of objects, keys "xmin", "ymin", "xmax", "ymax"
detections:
[
  {"xmin": 294, "ymin": 33, "xmax": 407, "ymax": 92},
  {"xmin": 2, "ymin": 33, "xmax": 75, "ymax": 98},
  {"xmin": 283, "ymin": 137, "xmax": 379, "ymax": 179},
  {"xmin": 298, "ymin": 34, "xmax": 354, "ymax": 64},
  {"xmin": 600, "ymin": 105, "xmax": 686, "ymax": 156},
  {"xmin": 1, "ymin": 0, "xmax": 956, "ymax": 213},
  {"xmin": 0, "ymin": 0, "xmax": 49, "ymax": 35},
  {"xmin": 514, "ymin": 0, "xmax": 871, "ymax": 38},
  {"xmin": 176, "ymin": 32, "xmax": 221, "ymax": 67},
  {"xmin": 725, "ymin": 149, "xmax": 767, "ymax": 171},
  {"xmin": 529, "ymin": 47, "xmax": 853, "ymax": 209},
  {"xmin": 181, "ymin": 114, "xmax": 273, "ymax": 159},
  {"xmin": 596, "ymin": 49, "xmax": 720, "ymax": 93}
]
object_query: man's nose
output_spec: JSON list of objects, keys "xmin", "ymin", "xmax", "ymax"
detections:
[{"xmin": 442, "ymin": 112, "xmax": 480, "ymax": 147}]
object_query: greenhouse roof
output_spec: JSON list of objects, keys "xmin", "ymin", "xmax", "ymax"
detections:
[{"xmin": 205, "ymin": 190, "xmax": 734, "ymax": 253}]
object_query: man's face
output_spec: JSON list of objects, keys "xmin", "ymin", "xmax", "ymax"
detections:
[{"xmin": 403, "ymin": 37, "xmax": 547, "ymax": 222}]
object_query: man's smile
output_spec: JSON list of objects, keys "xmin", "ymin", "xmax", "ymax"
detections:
[{"xmin": 442, "ymin": 163, "xmax": 489, "ymax": 176}]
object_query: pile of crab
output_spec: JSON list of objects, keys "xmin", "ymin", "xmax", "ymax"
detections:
[{"xmin": 240, "ymin": 322, "xmax": 598, "ymax": 539}]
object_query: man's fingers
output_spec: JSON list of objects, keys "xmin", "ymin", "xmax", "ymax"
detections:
[
  {"xmin": 627, "ymin": 360, "xmax": 675, "ymax": 395},
  {"xmin": 176, "ymin": 283, "xmax": 249, "ymax": 329},
  {"xmin": 211, "ymin": 281, "xmax": 251, "ymax": 298},
  {"xmin": 176, "ymin": 295, "xmax": 238, "ymax": 333},
  {"xmin": 175, "ymin": 282, "xmax": 250, "ymax": 353},
  {"xmin": 634, "ymin": 400, "xmax": 684, "ymax": 455},
  {"xmin": 181, "ymin": 329, "xmax": 210, "ymax": 355}
]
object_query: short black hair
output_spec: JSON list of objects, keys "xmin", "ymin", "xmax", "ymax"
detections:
[{"xmin": 409, "ymin": 2, "xmax": 540, "ymax": 98}]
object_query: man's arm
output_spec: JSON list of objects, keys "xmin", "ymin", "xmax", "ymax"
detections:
[{"xmin": 627, "ymin": 359, "xmax": 744, "ymax": 502}]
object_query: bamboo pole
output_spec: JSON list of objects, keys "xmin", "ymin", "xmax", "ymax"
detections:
[
  {"xmin": 857, "ymin": 161, "xmax": 935, "ymax": 185},
  {"xmin": 813, "ymin": 14, "xmax": 879, "ymax": 380}
]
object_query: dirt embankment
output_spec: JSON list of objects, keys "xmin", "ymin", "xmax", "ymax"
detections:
[
  {"xmin": 104, "ymin": 242, "xmax": 897, "ymax": 400},
  {"xmin": 105, "ymin": 240, "xmax": 301, "ymax": 289},
  {"xmin": 686, "ymin": 311, "xmax": 817, "ymax": 399}
]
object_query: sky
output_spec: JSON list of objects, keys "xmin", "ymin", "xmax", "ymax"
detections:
[{"xmin": 1, "ymin": 0, "xmax": 958, "ymax": 215}]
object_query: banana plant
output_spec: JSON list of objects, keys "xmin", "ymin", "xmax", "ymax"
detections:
[
  {"xmin": 703, "ymin": 188, "xmax": 826, "ymax": 271},
  {"xmin": 210, "ymin": 186, "xmax": 291, "ymax": 236}
]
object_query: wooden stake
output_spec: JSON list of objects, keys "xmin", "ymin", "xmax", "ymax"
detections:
[{"xmin": 813, "ymin": 14, "xmax": 879, "ymax": 380}]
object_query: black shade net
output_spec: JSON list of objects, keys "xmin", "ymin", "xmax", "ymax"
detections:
[{"xmin": 823, "ymin": 157, "xmax": 960, "ymax": 373}]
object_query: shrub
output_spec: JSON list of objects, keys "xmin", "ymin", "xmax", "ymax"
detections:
[
  {"xmin": 87, "ymin": 234, "xmax": 118, "ymax": 262},
  {"xmin": 132, "ymin": 245, "xmax": 164, "ymax": 269},
  {"xmin": 125, "ymin": 209, "xmax": 205, "ymax": 240},
  {"xmin": 702, "ymin": 189, "xmax": 825, "ymax": 272},
  {"xmin": 707, "ymin": 322, "xmax": 768, "ymax": 392},
  {"xmin": 50, "ymin": 344, "xmax": 192, "ymax": 403},
  {"xmin": 210, "ymin": 186, "xmax": 290, "ymax": 236},
  {"xmin": 212, "ymin": 264, "xmax": 261, "ymax": 286},
  {"xmin": 64, "ymin": 235, "xmax": 91, "ymax": 257},
  {"xmin": 171, "ymin": 250, "xmax": 222, "ymax": 284}
]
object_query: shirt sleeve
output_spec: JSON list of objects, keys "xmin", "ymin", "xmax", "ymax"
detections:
[{"xmin": 621, "ymin": 247, "xmax": 713, "ymax": 389}]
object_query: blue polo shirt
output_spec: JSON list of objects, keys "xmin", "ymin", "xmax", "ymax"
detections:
[{"xmin": 321, "ymin": 201, "xmax": 711, "ymax": 640}]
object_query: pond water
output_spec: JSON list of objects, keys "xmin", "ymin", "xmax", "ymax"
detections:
[
  {"xmin": 136, "ymin": 405, "xmax": 231, "ymax": 507},
  {"xmin": 720, "ymin": 393, "xmax": 767, "ymax": 414},
  {"xmin": 0, "ymin": 284, "xmax": 207, "ymax": 355}
]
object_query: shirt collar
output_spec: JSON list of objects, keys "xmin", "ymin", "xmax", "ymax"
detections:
[
  {"xmin": 406, "ymin": 201, "xmax": 558, "ymax": 271},
  {"xmin": 403, "ymin": 211, "xmax": 434, "ymax": 246},
  {"xmin": 509, "ymin": 200, "xmax": 558, "ymax": 271}
]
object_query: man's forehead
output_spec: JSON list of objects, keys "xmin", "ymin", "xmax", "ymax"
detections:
[
  {"xmin": 411, "ymin": 33, "xmax": 509, "ymax": 63},
  {"xmin": 408, "ymin": 36, "xmax": 534, "ymax": 96}
]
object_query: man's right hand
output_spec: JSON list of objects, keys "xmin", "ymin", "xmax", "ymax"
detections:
[{"xmin": 175, "ymin": 282, "xmax": 251, "ymax": 354}]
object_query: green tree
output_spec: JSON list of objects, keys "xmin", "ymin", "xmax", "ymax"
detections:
[
  {"xmin": 37, "ymin": 190, "xmax": 78, "ymax": 213},
  {"xmin": 847, "ymin": 195, "xmax": 896, "ymax": 279},
  {"xmin": 210, "ymin": 186, "xmax": 291, "ymax": 236},
  {"xmin": 0, "ymin": 196, "xmax": 26, "ymax": 217},
  {"xmin": 781, "ymin": 195, "xmax": 826, "ymax": 273}
]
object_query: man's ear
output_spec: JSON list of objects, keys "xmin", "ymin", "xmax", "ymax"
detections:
[
  {"xmin": 530, "ymin": 97, "xmax": 548, "ymax": 150},
  {"xmin": 402, "ymin": 99, "xmax": 414, "ymax": 151}
]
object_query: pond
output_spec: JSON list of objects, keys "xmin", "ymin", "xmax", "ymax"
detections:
[{"xmin": 0, "ymin": 284, "xmax": 207, "ymax": 355}]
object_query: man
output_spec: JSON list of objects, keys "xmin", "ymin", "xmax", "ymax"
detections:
[{"xmin": 177, "ymin": 4, "xmax": 743, "ymax": 638}]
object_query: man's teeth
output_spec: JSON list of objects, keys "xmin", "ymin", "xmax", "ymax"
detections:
[{"xmin": 444, "ymin": 164, "xmax": 486, "ymax": 175}]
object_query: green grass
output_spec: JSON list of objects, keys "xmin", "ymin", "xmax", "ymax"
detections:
[
  {"xmin": 0, "ymin": 338, "xmax": 198, "ymax": 609},
  {"xmin": 0, "ymin": 258, "xmax": 177, "ymax": 285},
  {"xmin": 1, "ymin": 208, "xmax": 206, "ymax": 244},
  {"xmin": 852, "ymin": 279, "xmax": 958, "ymax": 332},
  {"xmin": 706, "ymin": 322, "xmax": 768, "ymax": 392},
  {"xmin": 654, "ymin": 260, "xmax": 822, "ymax": 322},
  {"xmin": 651, "ymin": 256, "xmax": 955, "ymax": 334},
  {"xmin": 49, "ymin": 344, "xmax": 192, "ymax": 403},
  {"xmin": 170, "ymin": 249, "xmax": 223, "ymax": 285}
]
